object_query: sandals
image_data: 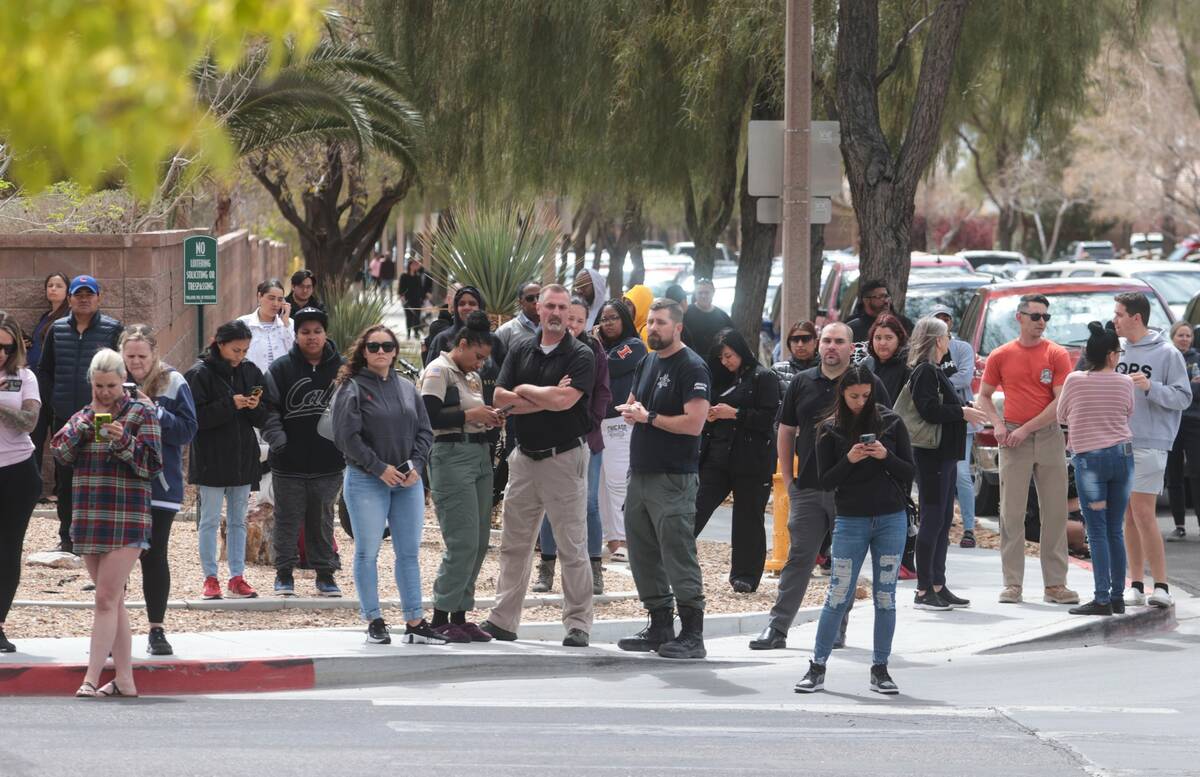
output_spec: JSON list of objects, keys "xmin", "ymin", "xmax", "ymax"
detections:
[
  {"xmin": 610, "ymin": 546, "xmax": 629, "ymax": 563},
  {"xmin": 75, "ymin": 681, "xmax": 99, "ymax": 698},
  {"xmin": 97, "ymin": 680, "xmax": 139, "ymax": 698}
]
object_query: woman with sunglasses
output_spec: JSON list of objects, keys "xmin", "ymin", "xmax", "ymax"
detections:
[
  {"xmin": 595, "ymin": 299, "xmax": 648, "ymax": 562},
  {"xmin": 333, "ymin": 325, "xmax": 442, "ymax": 645},
  {"xmin": 772, "ymin": 321, "xmax": 819, "ymax": 389}
]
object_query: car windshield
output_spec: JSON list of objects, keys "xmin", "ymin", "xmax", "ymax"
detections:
[
  {"xmin": 1131, "ymin": 271, "xmax": 1200, "ymax": 306},
  {"xmin": 1080, "ymin": 244, "xmax": 1115, "ymax": 260},
  {"xmin": 905, "ymin": 285, "xmax": 986, "ymax": 328},
  {"xmin": 979, "ymin": 290, "xmax": 1170, "ymax": 356}
]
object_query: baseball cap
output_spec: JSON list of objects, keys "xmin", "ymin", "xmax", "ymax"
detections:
[
  {"xmin": 928, "ymin": 304, "xmax": 954, "ymax": 320},
  {"xmin": 69, "ymin": 275, "xmax": 101, "ymax": 295},
  {"xmin": 292, "ymin": 307, "xmax": 328, "ymax": 330}
]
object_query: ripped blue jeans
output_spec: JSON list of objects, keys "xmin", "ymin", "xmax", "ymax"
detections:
[{"xmin": 813, "ymin": 510, "xmax": 908, "ymax": 666}]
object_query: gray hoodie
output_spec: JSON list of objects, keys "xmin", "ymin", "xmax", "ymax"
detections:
[
  {"xmin": 1118, "ymin": 328, "xmax": 1191, "ymax": 451},
  {"xmin": 331, "ymin": 368, "xmax": 433, "ymax": 477}
]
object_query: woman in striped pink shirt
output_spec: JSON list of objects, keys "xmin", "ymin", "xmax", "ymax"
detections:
[{"xmin": 1056, "ymin": 321, "xmax": 1134, "ymax": 617}]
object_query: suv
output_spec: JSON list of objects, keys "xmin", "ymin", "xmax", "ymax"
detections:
[
  {"xmin": 1062, "ymin": 240, "xmax": 1116, "ymax": 261},
  {"xmin": 956, "ymin": 277, "xmax": 1175, "ymax": 515},
  {"xmin": 1015, "ymin": 259, "xmax": 1200, "ymax": 318},
  {"xmin": 816, "ymin": 253, "xmax": 972, "ymax": 326},
  {"xmin": 957, "ymin": 250, "xmax": 1027, "ymax": 270},
  {"xmin": 838, "ymin": 272, "xmax": 996, "ymax": 325}
]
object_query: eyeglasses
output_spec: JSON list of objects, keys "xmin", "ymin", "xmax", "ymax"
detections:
[
  {"xmin": 1019, "ymin": 312, "xmax": 1052, "ymax": 322},
  {"xmin": 365, "ymin": 342, "xmax": 397, "ymax": 354},
  {"xmin": 522, "ymin": 294, "xmax": 539, "ymax": 303},
  {"xmin": 599, "ymin": 316, "xmax": 622, "ymax": 325},
  {"xmin": 864, "ymin": 293, "xmax": 891, "ymax": 301},
  {"xmin": 0, "ymin": 342, "xmax": 16, "ymax": 355},
  {"xmin": 788, "ymin": 334, "xmax": 815, "ymax": 344}
]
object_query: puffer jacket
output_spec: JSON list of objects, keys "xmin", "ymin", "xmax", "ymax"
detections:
[{"xmin": 37, "ymin": 312, "xmax": 124, "ymax": 419}]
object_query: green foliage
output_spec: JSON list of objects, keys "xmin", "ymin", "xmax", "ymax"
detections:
[
  {"xmin": 0, "ymin": 0, "xmax": 322, "ymax": 196},
  {"xmin": 424, "ymin": 203, "xmax": 560, "ymax": 318},
  {"xmin": 322, "ymin": 276, "xmax": 390, "ymax": 358}
]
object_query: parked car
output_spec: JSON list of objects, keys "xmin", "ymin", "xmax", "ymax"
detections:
[
  {"xmin": 1130, "ymin": 232, "xmax": 1164, "ymax": 259},
  {"xmin": 670, "ymin": 241, "xmax": 737, "ymax": 264},
  {"xmin": 956, "ymin": 277, "xmax": 1175, "ymax": 515},
  {"xmin": 837, "ymin": 272, "xmax": 996, "ymax": 325},
  {"xmin": 815, "ymin": 253, "xmax": 973, "ymax": 325},
  {"xmin": 957, "ymin": 250, "xmax": 1028, "ymax": 270},
  {"xmin": 1061, "ymin": 240, "xmax": 1116, "ymax": 261},
  {"xmin": 1015, "ymin": 259, "xmax": 1200, "ymax": 318},
  {"xmin": 1166, "ymin": 233, "xmax": 1200, "ymax": 262}
]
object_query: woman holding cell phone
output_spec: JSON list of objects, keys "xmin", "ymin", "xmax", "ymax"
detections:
[
  {"xmin": 185, "ymin": 320, "xmax": 268, "ymax": 601},
  {"xmin": 51, "ymin": 348, "xmax": 162, "ymax": 697},
  {"xmin": 333, "ymin": 325, "xmax": 442, "ymax": 646}
]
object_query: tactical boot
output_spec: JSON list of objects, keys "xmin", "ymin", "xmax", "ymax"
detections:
[
  {"xmin": 617, "ymin": 607, "xmax": 675, "ymax": 652},
  {"xmin": 657, "ymin": 606, "xmax": 707, "ymax": 659},
  {"xmin": 530, "ymin": 557, "xmax": 555, "ymax": 593}
]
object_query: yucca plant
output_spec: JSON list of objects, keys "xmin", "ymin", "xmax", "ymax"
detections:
[
  {"xmin": 424, "ymin": 202, "xmax": 560, "ymax": 318},
  {"xmin": 322, "ymin": 275, "xmax": 390, "ymax": 357}
]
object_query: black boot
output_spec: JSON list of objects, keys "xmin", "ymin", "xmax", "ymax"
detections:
[
  {"xmin": 617, "ymin": 607, "xmax": 675, "ymax": 652},
  {"xmin": 658, "ymin": 606, "xmax": 706, "ymax": 659}
]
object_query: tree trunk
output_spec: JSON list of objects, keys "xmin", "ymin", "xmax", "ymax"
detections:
[
  {"xmin": 571, "ymin": 200, "xmax": 597, "ymax": 278},
  {"xmin": 622, "ymin": 197, "xmax": 646, "ymax": 289},
  {"xmin": 733, "ymin": 153, "xmax": 778, "ymax": 346},
  {"xmin": 996, "ymin": 204, "xmax": 1018, "ymax": 251},
  {"xmin": 835, "ymin": 0, "xmax": 971, "ymax": 309},
  {"xmin": 809, "ymin": 223, "xmax": 826, "ymax": 317}
]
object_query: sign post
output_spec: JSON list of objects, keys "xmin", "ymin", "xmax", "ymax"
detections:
[{"xmin": 183, "ymin": 235, "xmax": 218, "ymax": 354}]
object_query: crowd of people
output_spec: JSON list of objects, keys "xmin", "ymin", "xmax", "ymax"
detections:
[{"xmin": 0, "ymin": 266, "xmax": 1191, "ymax": 698}]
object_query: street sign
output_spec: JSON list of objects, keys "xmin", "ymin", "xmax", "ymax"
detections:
[
  {"xmin": 755, "ymin": 196, "xmax": 831, "ymax": 225},
  {"xmin": 748, "ymin": 120, "xmax": 842, "ymax": 197},
  {"xmin": 812, "ymin": 196, "xmax": 832, "ymax": 224},
  {"xmin": 183, "ymin": 235, "xmax": 218, "ymax": 305}
]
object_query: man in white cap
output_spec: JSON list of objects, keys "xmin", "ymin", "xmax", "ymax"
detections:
[{"xmin": 929, "ymin": 304, "xmax": 980, "ymax": 548}]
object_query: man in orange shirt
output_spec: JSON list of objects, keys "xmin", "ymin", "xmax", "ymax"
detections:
[{"xmin": 977, "ymin": 293, "xmax": 1079, "ymax": 605}]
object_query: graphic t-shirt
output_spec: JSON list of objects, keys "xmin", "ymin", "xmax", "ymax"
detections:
[
  {"xmin": 980, "ymin": 338, "xmax": 1070, "ymax": 425},
  {"xmin": 0, "ymin": 368, "xmax": 39, "ymax": 468},
  {"xmin": 629, "ymin": 348, "xmax": 711, "ymax": 473}
]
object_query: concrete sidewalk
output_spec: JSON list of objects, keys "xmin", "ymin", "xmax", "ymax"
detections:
[{"xmin": 0, "ymin": 545, "xmax": 1187, "ymax": 696}]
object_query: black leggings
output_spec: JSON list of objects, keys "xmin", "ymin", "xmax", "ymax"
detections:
[
  {"xmin": 1167, "ymin": 418, "xmax": 1200, "ymax": 529},
  {"xmin": 0, "ymin": 456, "xmax": 42, "ymax": 622},
  {"xmin": 139, "ymin": 508, "xmax": 176, "ymax": 625}
]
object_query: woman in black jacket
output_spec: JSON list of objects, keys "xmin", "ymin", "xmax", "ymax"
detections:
[
  {"xmin": 862, "ymin": 313, "xmax": 909, "ymax": 408},
  {"xmin": 185, "ymin": 320, "xmax": 268, "ymax": 601},
  {"xmin": 693, "ymin": 328, "xmax": 781, "ymax": 593},
  {"xmin": 906, "ymin": 317, "xmax": 990, "ymax": 612},
  {"xmin": 795, "ymin": 365, "xmax": 914, "ymax": 695},
  {"xmin": 1167, "ymin": 321, "xmax": 1200, "ymax": 540}
]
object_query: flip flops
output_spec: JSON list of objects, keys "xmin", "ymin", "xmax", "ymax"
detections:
[{"xmin": 97, "ymin": 680, "xmax": 138, "ymax": 698}]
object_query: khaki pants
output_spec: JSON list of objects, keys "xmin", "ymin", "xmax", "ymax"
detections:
[
  {"xmin": 489, "ymin": 445, "xmax": 593, "ymax": 634},
  {"xmin": 998, "ymin": 423, "xmax": 1069, "ymax": 589}
]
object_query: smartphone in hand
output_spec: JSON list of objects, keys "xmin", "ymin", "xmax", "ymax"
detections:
[
  {"xmin": 397, "ymin": 459, "xmax": 414, "ymax": 476},
  {"xmin": 859, "ymin": 433, "xmax": 877, "ymax": 445},
  {"xmin": 95, "ymin": 412, "xmax": 113, "ymax": 441}
]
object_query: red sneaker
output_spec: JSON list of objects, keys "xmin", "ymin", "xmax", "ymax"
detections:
[
  {"xmin": 226, "ymin": 575, "xmax": 259, "ymax": 599},
  {"xmin": 202, "ymin": 576, "xmax": 222, "ymax": 600},
  {"xmin": 898, "ymin": 565, "xmax": 917, "ymax": 581}
]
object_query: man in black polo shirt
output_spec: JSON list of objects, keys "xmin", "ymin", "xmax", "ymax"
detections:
[
  {"xmin": 482, "ymin": 284, "xmax": 595, "ymax": 647},
  {"xmin": 616, "ymin": 298, "xmax": 712, "ymax": 659},
  {"xmin": 748, "ymin": 321, "xmax": 892, "ymax": 650}
]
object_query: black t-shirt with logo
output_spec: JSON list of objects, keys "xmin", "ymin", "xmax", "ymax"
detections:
[{"xmin": 629, "ymin": 347, "xmax": 711, "ymax": 473}]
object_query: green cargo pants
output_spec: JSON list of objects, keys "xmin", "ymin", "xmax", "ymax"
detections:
[
  {"xmin": 430, "ymin": 441, "xmax": 494, "ymax": 613},
  {"xmin": 625, "ymin": 471, "xmax": 706, "ymax": 612}
]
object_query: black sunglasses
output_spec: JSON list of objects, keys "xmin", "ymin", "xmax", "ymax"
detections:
[
  {"xmin": 1020, "ymin": 312, "xmax": 1052, "ymax": 322},
  {"xmin": 0, "ymin": 342, "xmax": 16, "ymax": 355},
  {"xmin": 788, "ymin": 334, "xmax": 815, "ymax": 344},
  {"xmin": 365, "ymin": 341, "xmax": 397, "ymax": 354},
  {"xmin": 523, "ymin": 294, "xmax": 539, "ymax": 303}
]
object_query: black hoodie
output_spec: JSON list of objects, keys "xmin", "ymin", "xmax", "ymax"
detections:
[
  {"xmin": 185, "ymin": 353, "xmax": 268, "ymax": 487},
  {"xmin": 424, "ymin": 286, "xmax": 506, "ymax": 404},
  {"xmin": 262, "ymin": 340, "xmax": 347, "ymax": 477}
]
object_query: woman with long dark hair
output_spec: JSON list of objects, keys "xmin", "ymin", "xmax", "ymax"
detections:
[
  {"xmin": 185, "ymin": 319, "xmax": 268, "ymax": 601},
  {"xmin": 239, "ymin": 278, "xmax": 294, "ymax": 375},
  {"xmin": 862, "ymin": 313, "xmax": 909, "ymax": 407},
  {"xmin": 596, "ymin": 298, "xmax": 647, "ymax": 562},
  {"xmin": 795, "ymin": 365, "xmax": 914, "ymax": 695},
  {"xmin": 693, "ymin": 328, "xmax": 781, "ymax": 592},
  {"xmin": 333, "ymin": 325, "xmax": 442, "ymax": 645},
  {"xmin": 1166, "ymin": 320, "xmax": 1200, "ymax": 540},
  {"xmin": 27, "ymin": 272, "xmax": 70, "ymax": 470}
]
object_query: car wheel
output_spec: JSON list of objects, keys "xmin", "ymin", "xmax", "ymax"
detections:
[{"xmin": 972, "ymin": 461, "xmax": 999, "ymax": 517}]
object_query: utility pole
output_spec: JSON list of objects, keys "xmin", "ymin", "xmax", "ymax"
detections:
[{"xmin": 781, "ymin": 0, "xmax": 812, "ymax": 328}]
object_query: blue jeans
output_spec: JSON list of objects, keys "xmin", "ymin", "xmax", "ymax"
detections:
[
  {"xmin": 342, "ymin": 466, "xmax": 426, "ymax": 623},
  {"xmin": 538, "ymin": 450, "xmax": 603, "ymax": 559},
  {"xmin": 813, "ymin": 511, "xmax": 908, "ymax": 666},
  {"xmin": 956, "ymin": 432, "xmax": 975, "ymax": 531},
  {"xmin": 1072, "ymin": 443, "xmax": 1133, "ymax": 604},
  {"xmin": 197, "ymin": 484, "xmax": 251, "ymax": 578}
]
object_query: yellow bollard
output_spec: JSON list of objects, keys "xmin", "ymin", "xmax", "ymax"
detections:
[{"xmin": 764, "ymin": 461, "xmax": 793, "ymax": 576}]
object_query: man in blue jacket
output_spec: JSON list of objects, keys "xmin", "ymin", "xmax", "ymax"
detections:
[
  {"xmin": 262, "ymin": 307, "xmax": 347, "ymax": 597},
  {"xmin": 36, "ymin": 275, "xmax": 123, "ymax": 553}
]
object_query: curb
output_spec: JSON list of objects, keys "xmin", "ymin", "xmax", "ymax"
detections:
[
  {"xmin": 10, "ymin": 591, "xmax": 640, "ymax": 612},
  {"xmin": 977, "ymin": 604, "xmax": 1178, "ymax": 655}
]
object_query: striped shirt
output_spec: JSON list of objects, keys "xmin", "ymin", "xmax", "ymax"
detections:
[{"xmin": 1056, "ymin": 370, "xmax": 1135, "ymax": 454}]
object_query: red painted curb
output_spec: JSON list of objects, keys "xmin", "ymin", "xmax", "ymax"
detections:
[{"xmin": 0, "ymin": 657, "xmax": 315, "ymax": 696}]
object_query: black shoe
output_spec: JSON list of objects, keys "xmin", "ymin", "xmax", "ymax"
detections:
[
  {"xmin": 404, "ymin": 619, "xmax": 450, "ymax": 644},
  {"xmin": 731, "ymin": 580, "xmax": 753, "ymax": 594},
  {"xmin": 0, "ymin": 627, "xmax": 14, "ymax": 653},
  {"xmin": 657, "ymin": 606, "xmax": 706, "ymax": 659},
  {"xmin": 617, "ymin": 607, "xmax": 675, "ymax": 652},
  {"xmin": 562, "ymin": 628, "xmax": 590, "ymax": 647},
  {"xmin": 937, "ymin": 587, "xmax": 971, "ymax": 609},
  {"xmin": 1167, "ymin": 526, "xmax": 1186, "ymax": 542},
  {"xmin": 273, "ymin": 571, "xmax": 296, "ymax": 597},
  {"xmin": 366, "ymin": 618, "xmax": 391, "ymax": 644},
  {"xmin": 794, "ymin": 661, "xmax": 825, "ymax": 693},
  {"xmin": 147, "ymin": 627, "xmax": 174, "ymax": 656},
  {"xmin": 913, "ymin": 590, "xmax": 952, "ymax": 611},
  {"xmin": 480, "ymin": 620, "xmax": 518, "ymax": 642},
  {"xmin": 54, "ymin": 540, "xmax": 75, "ymax": 555},
  {"xmin": 1111, "ymin": 597, "xmax": 1126, "ymax": 615},
  {"xmin": 1069, "ymin": 599, "xmax": 1113, "ymax": 616},
  {"xmin": 748, "ymin": 626, "xmax": 787, "ymax": 650},
  {"xmin": 870, "ymin": 664, "xmax": 899, "ymax": 694}
]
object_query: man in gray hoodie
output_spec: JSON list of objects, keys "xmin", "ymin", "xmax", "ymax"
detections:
[{"xmin": 1113, "ymin": 292, "xmax": 1190, "ymax": 610}]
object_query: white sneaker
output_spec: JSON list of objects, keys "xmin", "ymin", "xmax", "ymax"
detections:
[
  {"xmin": 1148, "ymin": 588, "xmax": 1174, "ymax": 609},
  {"xmin": 1124, "ymin": 589, "xmax": 1146, "ymax": 606}
]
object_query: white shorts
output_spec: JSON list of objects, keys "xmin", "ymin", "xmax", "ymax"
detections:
[{"xmin": 1132, "ymin": 447, "xmax": 1168, "ymax": 494}]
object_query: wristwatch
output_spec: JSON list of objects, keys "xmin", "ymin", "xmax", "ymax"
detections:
[{"xmin": 646, "ymin": 411, "xmax": 658, "ymax": 427}]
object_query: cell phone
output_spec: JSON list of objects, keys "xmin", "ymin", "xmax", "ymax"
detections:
[
  {"xmin": 250, "ymin": 386, "xmax": 264, "ymax": 398},
  {"xmin": 95, "ymin": 413, "xmax": 113, "ymax": 441},
  {"xmin": 0, "ymin": 378, "xmax": 21, "ymax": 392},
  {"xmin": 859, "ymin": 433, "xmax": 877, "ymax": 444},
  {"xmin": 498, "ymin": 403, "xmax": 516, "ymax": 413},
  {"xmin": 397, "ymin": 459, "xmax": 414, "ymax": 475}
]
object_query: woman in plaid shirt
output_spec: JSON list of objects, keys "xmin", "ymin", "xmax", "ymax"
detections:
[{"xmin": 52, "ymin": 348, "xmax": 162, "ymax": 698}]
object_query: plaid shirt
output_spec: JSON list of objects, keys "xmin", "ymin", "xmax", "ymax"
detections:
[{"xmin": 51, "ymin": 396, "xmax": 163, "ymax": 555}]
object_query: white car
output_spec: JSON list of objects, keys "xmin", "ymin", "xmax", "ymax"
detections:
[{"xmin": 1016, "ymin": 259, "xmax": 1200, "ymax": 318}]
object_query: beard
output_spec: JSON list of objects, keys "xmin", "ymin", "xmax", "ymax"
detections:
[{"xmin": 647, "ymin": 331, "xmax": 672, "ymax": 350}]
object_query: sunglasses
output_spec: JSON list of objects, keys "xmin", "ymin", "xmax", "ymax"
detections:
[
  {"xmin": 1020, "ymin": 312, "xmax": 1052, "ymax": 322},
  {"xmin": 523, "ymin": 294, "xmax": 539, "ymax": 303},
  {"xmin": 788, "ymin": 334, "xmax": 815, "ymax": 344},
  {"xmin": 365, "ymin": 341, "xmax": 397, "ymax": 353},
  {"xmin": 0, "ymin": 342, "xmax": 15, "ymax": 355}
]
